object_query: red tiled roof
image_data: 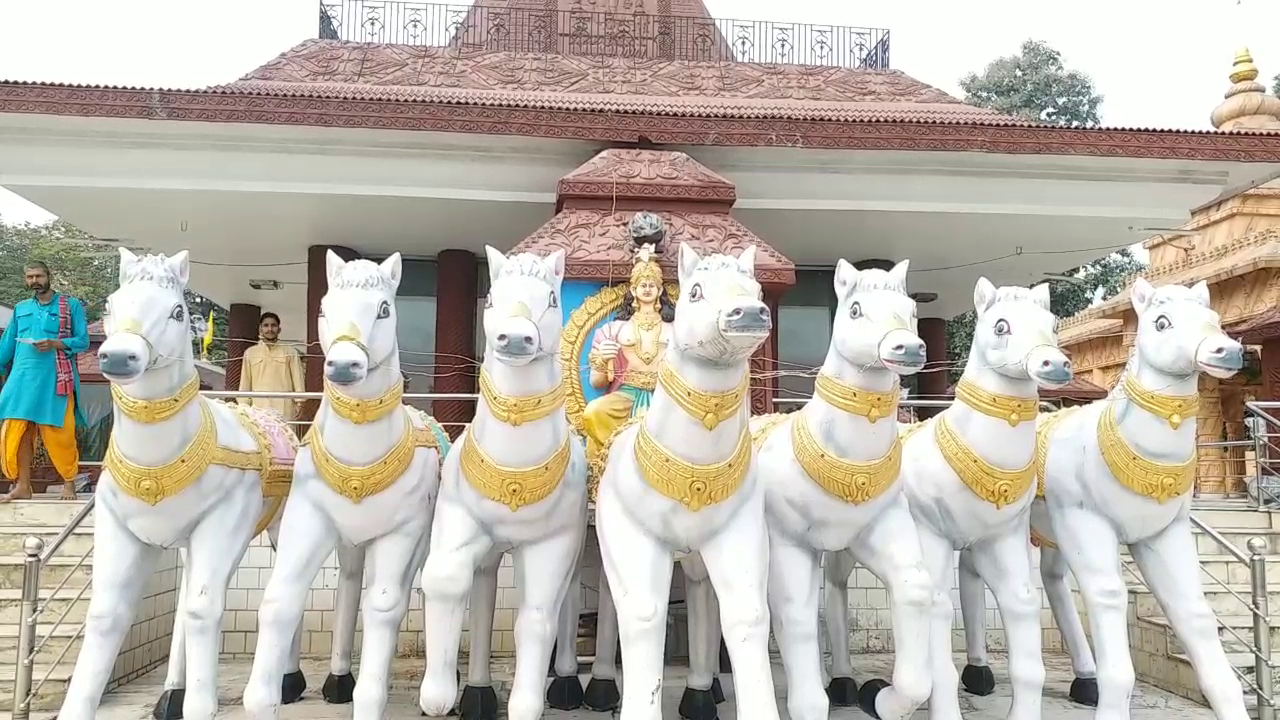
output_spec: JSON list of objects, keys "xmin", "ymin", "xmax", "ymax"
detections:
[
  {"xmin": 944, "ymin": 377, "xmax": 1109, "ymax": 402},
  {"xmin": 213, "ymin": 40, "xmax": 1004, "ymax": 124}
]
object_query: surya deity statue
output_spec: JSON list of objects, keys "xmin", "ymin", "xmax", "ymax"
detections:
[{"xmin": 582, "ymin": 212, "xmax": 676, "ymax": 459}]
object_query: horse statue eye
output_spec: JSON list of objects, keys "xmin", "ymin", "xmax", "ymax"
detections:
[
  {"xmin": 170, "ymin": 305, "xmax": 185, "ymax": 322},
  {"xmin": 376, "ymin": 301, "xmax": 391, "ymax": 319},
  {"xmin": 549, "ymin": 290, "xmax": 559, "ymax": 309},
  {"xmin": 1154, "ymin": 315, "xmax": 1172, "ymax": 332},
  {"xmin": 993, "ymin": 319, "xmax": 1011, "ymax": 336},
  {"xmin": 689, "ymin": 283, "xmax": 703, "ymax": 301},
  {"xmin": 849, "ymin": 301, "xmax": 862, "ymax": 319}
]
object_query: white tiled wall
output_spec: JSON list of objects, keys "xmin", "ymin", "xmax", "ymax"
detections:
[
  {"xmin": 108, "ymin": 547, "xmax": 181, "ymax": 689},
  {"xmin": 219, "ymin": 529, "xmax": 1066, "ymax": 660}
]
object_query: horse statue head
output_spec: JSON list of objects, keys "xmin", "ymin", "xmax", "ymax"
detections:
[
  {"xmin": 99, "ymin": 248, "xmax": 193, "ymax": 384},
  {"xmin": 481, "ymin": 247, "xmax": 566, "ymax": 367},
  {"xmin": 829, "ymin": 258, "xmax": 925, "ymax": 374},
  {"xmin": 1129, "ymin": 278, "xmax": 1243, "ymax": 380},
  {"xmin": 672, "ymin": 243, "xmax": 772, "ymax": 364},
  {"xmin": 968, "ymin": 278, "xmax": 1071, "ymax": 389},
  {"xmin": 319, "ymin": 251, "xmax": 403, "ymax": 386}
]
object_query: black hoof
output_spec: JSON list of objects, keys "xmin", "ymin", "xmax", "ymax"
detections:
[
  {"xmin": 583, "ymin": 677, "xmax": 620, "ymax": 712},
  {"xmin": 1069, "ymin": 677, "xmax": 1099, "ymax": 707},
  {"xmin": 961, "ymin": 664, "xmax": 995, "ymax": 696},
  {"xmin": 152, "ymin": 688, "xmax": 184, "ymax": 719},
  {"xmin": 322, "ymin": 672, "xmax": 355, "ymax": 704},
  {"xmin": 710, "ymin": 676, "xmax": 726, "ymax": 704},
  {"xmin": 459, "ymin": 684, "xmax": 499, "ymax": 720},
  {"xmin": 547, "ymin": 675, "xmax": 585, "ymax": 710},
  {"xmin": 826, "ymin": 676, "xmax": 859, "ymax": 707},
  {"xmin": 679, "ymin": 687, "xmax": 718, "ymax": 720},
  {"xmin": 282, "ymin": 670, "xmax": 307, "ymax": 705},
  {"xmin": 857, "ymin": 678, "xmax": 890, "ymax": 719}
]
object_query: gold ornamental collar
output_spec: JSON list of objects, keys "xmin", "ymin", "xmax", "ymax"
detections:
[
  {"xmin": 460, "ymin": 433, "xmax": 571, "ymax": 511},
  {"xmin": 1122, "ymin": 373, "xmax": 1199, "ymax": 430},
  {"xmin": 304, "ymin": 409, "xmax": 440, "ymax": 502},
  {"xmin": 935, "ymin": 415, "xmax": 1034, "ymax": 509},
  {"xmin": 791, "ymin": 415, "xmax": 900, "ymax": 504},
  {"xmin": 478, "ymin": 369, "xmax": 566, "ymax": 427},
  {"xmin": 813, "ymin": 373, "xmax": 898, "ymax": 423},
  {"xmin": 105, "ymin": 400, "xmax": 267, "ymax": 505},
  {"xmin": 1034, "ymin": 407, "xmax": 1081, "ymax": 499},
  {"xmin": 325, "ymin": 380, "xmax": 403, "ymax": 424},
  {"xmin": 1097, "ymin": 404, "xmax": 1194, "ymax": 503},
  {"xmin": 955, "ymin": 378, "xmax": 1038, "ymax": 428},
  {"xmin": 111, "ymin": 373, "xmax": 201, "ymax": 424},
  {"xmin": 635, "ymin": 421, "xmax": 750, "ymax": 512},
  {"xmin": 658, "ymin": 361, "xmax": 748, "ymax": 431}
]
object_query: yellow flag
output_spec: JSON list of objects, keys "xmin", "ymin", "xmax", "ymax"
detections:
[{"xmin": 201, "ymin": 309, "xmax": 215, "ymax": 360}]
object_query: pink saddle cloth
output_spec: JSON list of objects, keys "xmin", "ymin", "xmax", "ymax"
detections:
[{"xmin": 235, "ymin": 404, "xmax": 299, "ymax": 469}]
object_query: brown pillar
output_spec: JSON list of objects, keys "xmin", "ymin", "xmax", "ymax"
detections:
[
  {"xmin": 750, "ymin": 289, "xmax": 781, "ymax": 415},
  {"xmin": 435, "ymin": 249, "xmax": 479, "ymax": 439},
  {"xmin": 1263, "ymin": 339, "xmax": 1280, "ymax": 401},
  {"xmin": 225, "ymin": 302, "xmax": 261, "ymax": 393},
  {"xmin": 917, "ymin": 317, "xmax": 948, "ymax": 419},
  {"xmin": 305, "ymin": 245, "xmax": 360, "ymax": 419}
]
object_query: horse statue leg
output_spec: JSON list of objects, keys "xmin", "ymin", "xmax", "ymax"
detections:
[
  {"xmin": 349, "ymin": 523, "xmax": 425, "ymax": 718},
  {"xmin": 264, "ymin": 522, "xmax": 309, "ymax": 705},
  {"xmin": 583, "ymin": 572, "xmax": 621, "ymax": 711},
  {"xmin": 679, "ymin": 555, "xmax": 720, "ymax": 720},
  {"xmin": 705, "ymin": 591, "xmax": 726, "ymax": 703},
  {"xmin": 768, "ymin": 533, "xmax": 827, "ymax": 720},
  {"xmin": 322, "ymin": 543, "xmax": 365, "ymax": 704},
  {"xmin": 821, "ymin": 550, "xmax": 859, "ymax": 705},
  {"xmin": 957, "ymin": 549, "xmax": 995, "ymax": 696},
  {"xmin": 508, "ymin": 526, "xmax": 584, "ymax": 720},
  {"xmin": 548, "ymin": 559, "xmax": 586, "ymax": 709},
  {"xmin": 967, "ymin": 532, "xmax": 1045, "ymax": 720},
  {"xmin": 460, "ymin": 555, "xmax": 501, "ymax": 720},
  {"xmin": 152, "ymin": 550, "xmax": 188, "ymax": 719},
  {"xmin": 1040, "ymin": 544, "xmax": 1098, "ymax": 705}
]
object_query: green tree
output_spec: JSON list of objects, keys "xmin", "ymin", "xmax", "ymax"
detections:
[
  {"xmin": 0, "ymin": 218, "xmax": 228, "ymax": 360},
  {"xmin": 1272, "ymin": 73, "xmax": 1280, "ymax": 98},
  {"xmin": 959, "ymin": 39, "xmax": 1103, "ymax": 127},
  {"xmin": 944, "ymin": 248, "xmax": 1147, "ymax": 380}
]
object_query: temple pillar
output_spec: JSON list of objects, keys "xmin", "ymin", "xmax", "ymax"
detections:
[
  {"xmin": 1221, "ymin": 386, "xmax": 1248, "ymax": 495},
  {"xmin": 751, "ymin": 289, "xmax": 781, "ymax": 415},
  {"xmin": 434, "ymin": 249, "xmax": 480, "ymax": 438},
  {"xmin": 305, "ymin": 245, "xmax": 360, "ymax": 420},
  {"xmin": 1197, "ymin": 377, "xmax": 1227, "ymax": 496},
  {"xmin": 1262, "ymin": 339, "xmax": 1280, "ymax": 401},
  {"xmin": 917, "ymin": 317, "xmax": 948, "ymax": 419},
  {"xmin": 225, "ymin": 302, "xmax": 261, "ymax": 393}
]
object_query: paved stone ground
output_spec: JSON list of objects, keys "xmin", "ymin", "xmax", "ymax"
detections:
[{"xmin": 68, "ymin": 654, "xmax": 1212, "ymax": 719}]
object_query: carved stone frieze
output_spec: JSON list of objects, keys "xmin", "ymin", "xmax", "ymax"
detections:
[{"xmin": 557, "ymin": 148, "xmax": 736, "ymax": 209}]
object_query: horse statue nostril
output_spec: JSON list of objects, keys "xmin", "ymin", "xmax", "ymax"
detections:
[
  {"xmin": 497, "ymin": 333, "xmax": 509, "ymax": 343},
  {"xmin": 522, "ymin": 336, "xmax": 534, "ymax": 346},
  {"xmin": 892, "ymin": 344, "xmax": 906, "ymax": 353}
]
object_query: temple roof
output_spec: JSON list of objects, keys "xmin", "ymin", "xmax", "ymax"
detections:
[
  {"xmin": 511, "ymin": 148, "xmax": 795, "ymax": 285},
  {"xmin": 945, "ymin": 376, "xmax": 1108, "ymax": 403},
  {"xmin": 219, "ymin": 40, "xmax": 1004, "ymax": 124}
]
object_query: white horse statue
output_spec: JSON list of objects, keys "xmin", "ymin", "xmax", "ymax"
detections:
[
  {"xmin": 752, "ymin": 258, "xmax": 933, "ymax": 720},
  {"xmin": 418, "ymin": 248, "xmax": 589, "ymax": 720},
  {"xmin": 1030, "ymin": 278, "xmax": 1247, "ymax": 720},
  {"xmin": 898, "ymin": 278, "xmax": 1071, "ymax": 720},
  {"xmin": 594, "ymin": 243, "xmax": 776, "ymax": 720},
  {"xmin": 59, "ymin": 249, "xmax": 297, "ymax": 719},
  {"xmin": 243, "ymin": 252, "xmax": 449, "ymax": 719}
]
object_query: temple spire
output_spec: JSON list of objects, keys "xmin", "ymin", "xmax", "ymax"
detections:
[{"xmin": 1210, "ymin": 47, "xmax": 1280, "ymax": 131}]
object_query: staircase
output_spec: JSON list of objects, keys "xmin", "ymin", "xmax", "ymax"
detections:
[
  {"xmin": 1128, "ymin": 503, "xmax": 1279, "ymax": 714},
  {"xmin": 0, "ymin": 497, "xmax": 93, "ymax": 715}
]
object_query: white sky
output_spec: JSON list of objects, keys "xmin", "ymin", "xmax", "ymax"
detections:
[{"xmin": 0, "ymin": 0, "xmax": 1275, "ymax": 226}]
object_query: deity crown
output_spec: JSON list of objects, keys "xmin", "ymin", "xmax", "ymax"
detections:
[{"xmin": 629, "ymin": 244, "xmax": 664, "ymax": 289}]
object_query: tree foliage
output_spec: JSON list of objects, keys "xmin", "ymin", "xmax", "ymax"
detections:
[
  {"xmin": 0, "ymin": 218, "xmax": 228, "ymax": 361},
  {"xmin": 959, "ymin": 39, "xmax": 1103, "ymax": 128},
  {"xmin": 1272, "ymin": 73, "xmax": 1280, "ymax": 99},
  {"xmin": 944, "ymin": 249, "xmax": 1147, "ymax": 380}
]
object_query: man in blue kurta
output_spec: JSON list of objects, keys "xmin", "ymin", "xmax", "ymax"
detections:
[{"xmin": 0, "ymin": 261, "xmax": 89, "ymax": 501}]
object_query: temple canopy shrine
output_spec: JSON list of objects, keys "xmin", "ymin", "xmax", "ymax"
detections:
[{"xmin": 3, "ymin": 1, "xmax": 1280, "ymax": 432}]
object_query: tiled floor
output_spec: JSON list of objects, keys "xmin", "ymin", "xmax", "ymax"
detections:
[{"xmin": 70, "ymin": 654, "xmax": 1213, "ymax": 719}]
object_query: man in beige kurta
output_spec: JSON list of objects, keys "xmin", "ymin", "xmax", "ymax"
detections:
[{"xmin": 238, "ymin": 312, "xmax": 305, "ymax": 422}]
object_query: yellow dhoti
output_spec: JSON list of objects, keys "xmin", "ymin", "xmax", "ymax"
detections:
[
  {"xmin": 1, "ymin": 394, "xmax": 79, "ymax": 481},
  {"xmin": 583, "ymin": 382, "xmax": 655, "ymax": 461}
]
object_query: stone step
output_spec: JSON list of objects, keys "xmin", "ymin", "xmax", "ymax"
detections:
[
  {"xmin": 0, "ymin": 557, "xmax": 91, "ymax": 592},
  {"xmin": 0, "ymin": 661, "xmax": 75, "ymax": 711},
  {"xmin": 1187, "ymin": 556, "xmax": 1280, "ymax": 587},
  {"xmin": 1141, "ymin": 614, "xmax": 1280, "ymax": 657},
  {"xmin": 1128, "ymin": 586, "xmax": 1280, "ymax": 617},
  {"xmin": 0, "ymin": 500, "xmax": 91, "ymax": 529},
  {"xmin": 1192, "ymin": 527, "xmax": 1280, "ymax": 556},
  {"xmin": 0, "ymin": 589, "xmax": 89, "ymax": 626},
  {"xmin": 0, "ymin": 526, "xmax": 94, "ymax": 558},
  {"xmin": 1191, "ymin": 508, "xmax": 1280, "ymax": 530},
  {"xmin": 0, "ymin": 624, "xmax": 85, "ymax": 668}
]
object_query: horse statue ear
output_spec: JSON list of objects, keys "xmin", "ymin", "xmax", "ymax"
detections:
[
  {"xmin": 118, "ymin": 247, "xmax": 139, "ymax": 278},
  {"xmin": 973, "ymin": 277, "xmax": 997, "ymax": 314},
  {"xmin": 1030, "ymin": 283, "xmax": 1051, "ymax": 311},
  {"xmin": 166, "ymin": 250, "xmax": 191, "ymax": 287},
  {"xmin": 1190, "ymin": 279, "xmax": 1211, "ymax": 307},
  {"xmin": 325, "ymin": 249, "xmax": 347, "ymax": 286},
  {"xmin": 484, "ymin": 245, "xmax": 507, "ymax": 286},
  {"xmin": 889, "ymin": 259, "xmax": 910, "ymax": 291},
  {"xmin": 1130, "ymin": 277, "xmax": 1155, "ymax": 314},
  {"xmin": 736, "ymin": 245, "xmax": 758, "ymax": 278},
  {"xmin": 677, "ymin": 242, "xmax": 700, "ymax": 286},
  {"xmin": 380, "ymin": 252, "xmax": 403, "ymax": 291},
  {"xmin": 544, "ymin": 249, "xmax": 566, "ymax": 285},
  {"xmin": 833, "ymin": 258, "xmax": 858, "ymax": 301}
]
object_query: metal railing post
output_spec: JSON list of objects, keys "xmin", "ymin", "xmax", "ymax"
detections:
[
  {"xmin": 11, "ymin": 536, "xmax": 45, "ymax": 720},
  {"xmin": 1250, "ymin": 536, "xmax": 1275, "ymax": 720}
]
